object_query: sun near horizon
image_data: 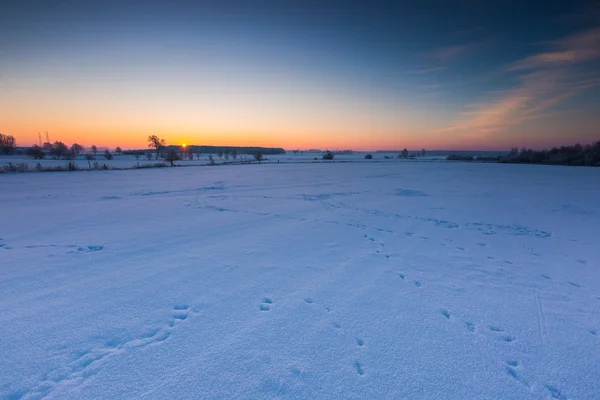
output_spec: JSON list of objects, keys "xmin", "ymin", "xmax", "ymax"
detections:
[{"xmin": 1, "ymin": 1, "xmax": 600, "ymax": 153}]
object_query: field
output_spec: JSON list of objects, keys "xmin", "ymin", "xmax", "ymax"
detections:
[
  {"xmin": 0, "ymin": 151, "xmax": 447, "ymax": 172},
  {"xmin": 1, "ymin": 161, "xmax": 599, "ymax": 399}
]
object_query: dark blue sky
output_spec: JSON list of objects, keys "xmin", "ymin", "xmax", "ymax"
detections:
[{"xmin": 1, "ymin": 0, "xmax": 599, "ymax": 149}]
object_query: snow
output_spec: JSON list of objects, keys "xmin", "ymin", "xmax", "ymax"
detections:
[
  {"xmin": 0, "ymin": 151, "xmax": 442, "ymax": 171},
  {"xmin": 1, "ymin": 161, "xmax": 599, "ymax": 399}
]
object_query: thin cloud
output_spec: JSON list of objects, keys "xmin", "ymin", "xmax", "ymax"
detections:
[
  {"xmin": 436, "ymin": 27, "xmax": 600, "ymax": 137},
  {"xmin": 428, "ymin": 44, "xmax": 472, "ymax": 63},
  {"xmin": 507, "ymin": 27, "xmax": 600, "ymax": 70},
  {"xmin": 405, "ymin": 66, "xmax": 448, "ymax": 74}
]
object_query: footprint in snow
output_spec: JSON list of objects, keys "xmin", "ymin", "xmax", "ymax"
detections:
[
  {"xmin": 356, "ymin": 338, "xmax": 364, "ymax": 347},
  {"xmin": 354, "ymin": 362, "xmax": 365, "ymax": 376},
  {"xmin": 414, "ymin": 281, "xmax": 422, "ymax": 287},
  {"xmin": 545, "ymin": 384, "xmax": 568, "ymax": 400},
  {"xmin": 260, "ymin": 298, "xmax": 273, "ymax": 311},
  {"xmin": 505, "ymin": 361, "xmax": 529, "ymax": 387},
  {"xmin": 441, "ymin": 310, "xmax": 451, "ymax": 319},
  {"xmin": 465, "ymin": 322, "xmax": 476, "ymax": 332}
]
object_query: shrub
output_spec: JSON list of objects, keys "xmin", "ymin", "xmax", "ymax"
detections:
[
  {"xmin": 0, "ymin": 133, "xmax": 17, "ymax": 154},
  {"xmin": 254, "ymin": 151, "xmax": 264, "ymax": 163},
  {"xmin": 104, "ymin": 150, "xmax": 113, "ymax": 160},
  {"xmin": 136, "ymin": 162, "xmax": 168, "ymax": 169},
  {"xmin": 323, "ymin": 151, "xmax": 334, "ymax": 160},
  {"xmin": 163, "ymin": 149, "xmax": 181, "ymax": 166},
  {"xmin": 365, "ymin": 154, "xmax": 373, "ymax": 159},
  {"xmin": 26, "ymin": 146, "xmax": 46, "ymax": 159}
]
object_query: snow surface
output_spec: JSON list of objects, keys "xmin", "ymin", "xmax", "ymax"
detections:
[
  {"xmin": 0, "ymin": 151, "xmax": 444, "ymax": 172},
  {"xmin": 1, "ymin": 161, "xmax": 599, "ymax": 399}
]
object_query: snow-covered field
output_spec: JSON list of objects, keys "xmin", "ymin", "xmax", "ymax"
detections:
[
  {"xmin": 1, "ymin": 161, "xmax": 599, "ymax": 399},
  {"xmin": 0, "ymin": 151, "xmax": 445, "ymax": 172}
]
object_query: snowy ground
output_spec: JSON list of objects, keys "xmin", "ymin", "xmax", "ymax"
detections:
[
  {"xmin": 1, "ymin": 161, "xmax": 599, "ymax": 399},
  {"xmin": 0, "ymin": 151, "xmax": 445, "ymax": 171}
]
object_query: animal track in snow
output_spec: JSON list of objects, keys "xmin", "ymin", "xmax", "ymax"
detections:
[
  {"xmin": 545, "ymin": 384, "xmax": 568, "ymax": 399},
  {"xmin": 589, "ymin": 330, "xmax": 598, "ymax": 336},
  {"xmin": 441, "ymin": 310, "xmax": 451, "ymax": 319},
  {"xmin": 398, "ymin": 273, "xmax": 405, "ymax": 280},
  {"xmin": 260, "ymin": 298, "xmax": 273, "ymax": 311},
  {"xmin": 465, "ymin": 322, "xmax": 476, "ymax": 332},
  {"xmin": 356, "ymin": 338, "xmax": 364, "ymax": 347},
  {"xmin": 304, "ymin": 298, "xmax": 314, "ymax": 304},
  {"xmin": 72, "ymin": 245, "xmax": 104, "ymax": 253},
  {"xmin": 568, "ymin": 282, "xmax": 580, "ymax": 288},
  {"xmin": 354, "ymin": 362, "xmax": 365, "ymax": 376},
  {"xmin": 413, "ymin": 281, "xmax": 422, "ymax": 287},
  {"xmin": 501, "ymin": 336, "xmax": 516, "ymax": 343},
  {"xmin": 22, "ymin": 305, "xmax": 192, "ymax": 399},
  {"xmin": 489, "ymin": 326, "xmax": 505, "ymax": 333},
  {"xmin": 541, "ymin": 275, "xmax": 551, "ymax": 280},
  {"xmin": 505, "ymin": 361, "xmax": 529, "ymax": 387}
]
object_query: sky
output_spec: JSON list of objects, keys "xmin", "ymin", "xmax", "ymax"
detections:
[{"xmin": 1, "ymin": 0, "xmax": 599, "ymax": 151}]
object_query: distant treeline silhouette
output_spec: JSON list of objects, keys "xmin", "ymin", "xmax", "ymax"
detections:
[
  {"xmin": 162, "ymin": 145, "xmax": 285, "ymax": 156},
  {"xmin": 447, "ymin": 141, "xmax": 600, "ymax": 166}
]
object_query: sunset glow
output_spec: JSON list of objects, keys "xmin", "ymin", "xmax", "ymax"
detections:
[{"xmin": 1, "ymin": 1, "xmax": 599, "ymax": 151}]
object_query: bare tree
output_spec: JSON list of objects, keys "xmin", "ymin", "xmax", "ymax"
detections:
[
  {"xmin": 254, "ymin": 151, "xmax": 264, "ymax": 163},
  {"xmin": 26, "ymin": 145, "xmax": 45, "ymax": 159},
  {"xmin": 224, "ymin": 152, "xmax": 230, "ymax": 162},
  {"xmin": 104, "ymin": 150, "xmax": 113, "ymax": 160},
  {"xmin": 115, "ymin": 146, "xmax": 122, "ymax": 153},
  {"xmin": 70, "ymin": 143, "xmax": 84, "ymax": 157},
  {"xmin": 134, "ymin": 152, "xmax": 140, "ymax": 167},
  {"xmin": 217, "ymin": 151, "xmax": 223, "ymax": 160},
  {"xmin": 164, "ymin": 149, "xmax": 181, "ymax": 166},
  {"xmin": 148, "ymin": 135, "xmax": 166, "ymax": 159},
  {"xmin": 91, "ymin": 145, "xmax": 98, "ymax": 157},
  {"xmin": 232, "ymin": 150, "xmax": 238, "ymax": 161},
  {"xmin": 208, "ymin": 154, "xmax": 215, "ymax": 165},
  {"xmin": 51, "ymin": 141, "xmax": 69, "ymax": 159},
  {"xmin": 0, "ymin": 133, "xmax": 17, "ymax": 154}
]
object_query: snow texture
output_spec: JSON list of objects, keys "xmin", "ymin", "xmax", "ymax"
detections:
[{"xmin": 1, "ymin": 161, "xmax": 599, "ymax": 399}]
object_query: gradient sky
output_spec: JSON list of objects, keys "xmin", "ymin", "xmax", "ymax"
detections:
[{"xmin": 1, "ymin": 0, "xmax": 599, "ymax": 150}]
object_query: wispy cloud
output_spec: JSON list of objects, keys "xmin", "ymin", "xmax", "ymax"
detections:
[
  {"xmin": 428, "ymin": 44, "xmax": 473, "ymax": 63},
  {"xmin": 508, "ymin": 28, "xmax": 600, "ymax": 70},
  {"xmin": 405, "ymin": 66, "xmax": 448, "ymax": 74},
  {"xmin": 436, "ymin": 27, "xmax": 600, "ymax": 138},
  {"xmin": 408, "ymin": 42, "xmax": 478, "ymax": 74}
]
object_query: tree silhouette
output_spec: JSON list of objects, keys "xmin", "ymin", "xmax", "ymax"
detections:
[
  {"xmin": 0, "ymin": 133, "xmax": 17, "ymax": 154},
  {"xmin": 91, "ymin": 145, "xmax": 97, "ymax": 157},
  {"xmin": 70, "ymin": 143, "xmax": 84, "ymax": 156},
  {"xmin": 51, "ymin": 141, "xmax": 69, "ymax": 159},
  {"xmin": 26, "ymin": 146, "xmax": 45, "ymax": 159},
  {"xmin": 148, "ymin": 135, "xmax": 166, "ymax": 159},
  {"xmin": 164, "ymin": 149, "xmax": 181, "ymax": 166}
]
